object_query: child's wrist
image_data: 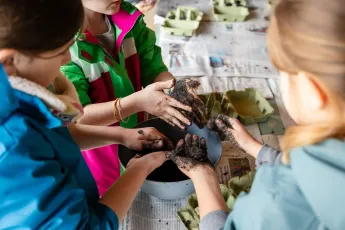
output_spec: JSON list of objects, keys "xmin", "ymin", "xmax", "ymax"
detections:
[
  {"xmin": 116, "ymin": 127, "xmax": 129, "ymax": 146},
  {"xmin": 189, "ymin": 164, "xmax": 216, "ymax": 181}
]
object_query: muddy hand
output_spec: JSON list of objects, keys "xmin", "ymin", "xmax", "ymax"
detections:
[
  {"xmin": 138, "ymin": 128, "xmax": 174, "ymax": 150},
  {"xmin": 207, "ymin": 114, "xmax": 234, "ymax": 140},
  {"xmin": 213, "ymin": 117, "xmax": 263, "ymax": 155},
  {"xmin": 170, "ymin": 79, "xmax": 208, "ymax": 129},
  {"xmin": 139, "ymin": 80, "xmax": 192, "ymax": 130},
  {"xmin": 167, "ymin": 134, "xmax": 210, "ymax": 171},
  {"xmin": 125, "ymin": 128, "xmax": 173, "ymax": 151}
]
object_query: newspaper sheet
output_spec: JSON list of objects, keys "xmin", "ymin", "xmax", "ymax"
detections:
[{"xmin": 159, "ymin": 21, "xmax": 279, "ymax": 78}]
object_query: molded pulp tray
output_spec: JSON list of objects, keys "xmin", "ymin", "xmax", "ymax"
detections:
[
  {"xmin": 162, "ymin": 7, "xmax": 203, "ymax": 36},
  {"xmin": 211, "ymin": 0, "xmax": 249, "ymax": 22},
  {"xmin": 198, "ymin": 88, "xmax": 274, "ymax": 125}
]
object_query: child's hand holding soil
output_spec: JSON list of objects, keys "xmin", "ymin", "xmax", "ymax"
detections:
[
  {"xmin": 167, "ymin": 134, "xmax": 211, "ymax": 171},
  {"xmin": 170, "ymin": 79, "xmax": 208, "ymax": 129},
  {"xmin": 208, "ymin": 114, "xmax": 263, "ymax": 157},
  {"xmin": 123, "ymin": 127, "xmax": 173, "ymax": 152}
]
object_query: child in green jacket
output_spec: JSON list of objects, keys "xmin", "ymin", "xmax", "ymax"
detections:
[{"xmin": 61, "ymin": 0, "xmax": 191, "ymax": 196}]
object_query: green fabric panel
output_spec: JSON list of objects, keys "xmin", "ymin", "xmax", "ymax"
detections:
[
  {"xmin": 131, "ymin": 16, "xmax": 168, "ymax": 87},
  {"xmin": 121, "ymin": 1, "xmax": 137, "ymax": 15},
  {"xmin": 61, "ymin": 63, "xmax": 91, "ymax": 107}
]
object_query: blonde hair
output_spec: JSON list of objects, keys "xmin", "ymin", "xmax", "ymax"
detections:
[{"xmin": 268, "ymin": 0, "xmax": 345, "ymax": 161}]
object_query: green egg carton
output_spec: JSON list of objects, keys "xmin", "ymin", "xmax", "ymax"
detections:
[
  {"xmin": 198, "ymin": 92, "xmax": 238, "ymax": 120},
  {"xmin": 225, "ymin": 88, "xmax": 274, "ymax": 125},
  {"xmin": 211, "ymin": 0, "xmax": 249, "ymax": 22},
  {"xmin": 162, "ymin": 7, "xmax": 203, "ymax": 36},
  {"xmin": 198, "ymin": 88, "xmax": 274, "ymax": 125}
]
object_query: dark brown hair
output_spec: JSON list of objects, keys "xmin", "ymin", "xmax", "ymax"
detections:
[
  {"xmin": 0, "ymin": 0, "xmax": 84, "ymax": 52},
  {"xmin": 268, "ymin": 0, "xmax": 345, "ymax": 160}
]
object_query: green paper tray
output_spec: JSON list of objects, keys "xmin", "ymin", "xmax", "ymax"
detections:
[
  {"xmin": 211, "ymin": 0, "xmax": 249, "ymax": 22},
  {"xmin": 198, "ymin": 88, "xmax": 274, "ymax": 125},
  {"xmin": 162, "ymin": 7, "xmax": 203, "ymax": 36},
  {"xmin": 177, "ymin": 171, "xmax": 255, "ymax": 230}
]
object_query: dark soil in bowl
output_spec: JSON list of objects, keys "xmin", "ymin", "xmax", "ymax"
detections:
[
  {"xmin": 118, "ymin": 119, "xmax": 189, "ymax": 182},
  {"xmin": 118, "ymin": 118, "xmax": 222, "ymax": 183}
]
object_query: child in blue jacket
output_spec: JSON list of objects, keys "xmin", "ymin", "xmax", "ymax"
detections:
[{"xmin": 0, "ymin": 0, "xmax": 167, "ymax": 228}]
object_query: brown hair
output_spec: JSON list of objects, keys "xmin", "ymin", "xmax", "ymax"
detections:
[
  {"xmin": 0, "ymin": 0, "xmax": 84, "ymax": 53},
  {"xmin": 268, "ymin": 0, "xmax": 345, "ymax": 161}
]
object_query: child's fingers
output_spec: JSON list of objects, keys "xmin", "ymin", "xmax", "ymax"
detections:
[
  {"xmin": 168, "ymin": 97, "xmax": 192, "ymax": 112},
  {"xmin": 142, "ymin": 140, "xmax": 164, "ymax": 149},
  {"xmin": 176, "ymin": 139, "xmax": 185, "ymax": 148},
  {"xmin": 185, "ymin": 134, "xmax": 192, "ymax": 146},
  {"xmin": 167, "ymin": 107, "xmax": 191, "ymax": 125},
  {"xmin": 153, "ymin": 79, "xmax": 175, "ymax": 91},
  {"xmin": 161, "ymin": 117, "xmax": 176, "ymax": 127},
  {"xmin": 165, "ymin": 115, "xmax": 185, "ymax": 130},
  {"xmin": 200, "ymin": 137, "xmax": 207, "ymax": 150},
  {"xmin": 192, "ymin": 135, "xmax": 199, "ymax": 146}
]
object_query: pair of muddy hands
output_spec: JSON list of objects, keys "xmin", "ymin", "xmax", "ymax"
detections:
[
  {"xmin": 169, "ymin": 79, "xmax": 208, "ymax": 129},
  {"xmin": 165, "ymin": 115, "xmax": 238, "ymax": 171}
]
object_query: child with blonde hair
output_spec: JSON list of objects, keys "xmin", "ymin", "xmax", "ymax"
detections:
[{"xmin": 172, "ymin": 0, "xmax": 345, "ymax": 229}]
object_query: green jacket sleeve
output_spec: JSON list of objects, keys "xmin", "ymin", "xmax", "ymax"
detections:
[
  {"xmin": 132, "ymin": 16, "xmax": 168, "ymax": 87},
  {"xmin": 61, "ymin": 62, "xmax": 91, "ymax": 107}
]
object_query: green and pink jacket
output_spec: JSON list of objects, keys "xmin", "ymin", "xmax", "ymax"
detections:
[{"xmin": 61, "ymin": 2, "xmax": 168, "ymax": 196}]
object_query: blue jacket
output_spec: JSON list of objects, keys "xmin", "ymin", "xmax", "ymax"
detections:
[
  {"xmin": 0, "ymin": 65, "xmax": 118, "ymax": 229},
  {"xmin": 223, "ymin": 139, "xmax": 345, "ymax": 230}
]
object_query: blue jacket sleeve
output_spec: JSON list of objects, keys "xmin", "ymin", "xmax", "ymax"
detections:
[
  {"xmin": 221, "ymin": 165, "xmax": 318, "ymax": 230},
  {"xmin": 0, "ymin": 123, "xmax": 118, "ymax": 229},
  {"xmin": 256, "ymin": 145, "xmax": 282, "ymax": 167}
]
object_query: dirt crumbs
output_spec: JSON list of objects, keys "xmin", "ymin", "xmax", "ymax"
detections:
[
  {"xmin": 167, "ymin": 134, "xmax": 211, "ymax": 171},
  {"xmin": 207, "ymin": 114, "xmax": 241, "ymax": 148},
  {"xmin": 170, "ymin": 79, "xmax": 208, "ymax": 129}
]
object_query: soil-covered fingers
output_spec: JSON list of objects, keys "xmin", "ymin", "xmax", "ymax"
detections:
[
  {"xmin": 166, "ymin": 107, "xmax": 191, "ymax": 126},
  {"xmin": 185, "ymin": 134, "xmax": 193, "ymax": 146},
  {"xmin": 192, "ymin": 135, "xmax": 199, "ymax": 147},
  {"xmin": 167, "ymin": 139, "xmax": 184, "ymax": 160},
  {"xmin": 192, "ymin": 106, "xmax": 208, "ymax": 128},
  {"xmin": 185, "ymin": 79, "xmax": 200, "ymax": 89},
  {"xmin": 216, "ymin": 114, "xmax": 234, "ymax": 128},
  {"xmin": 167, "ymin": 97, "xmax": 192, "ymax": 113},
  {"xmin": 200, "ymin": 137, "xmax": 207, "ymax": 150},
  {"xmin": 165, "ymin": 115, "xmax": 186, "ymax": 130},
  {"xmin": 215, "ymin": 118, "xmax": 232, "ymax": 136}
]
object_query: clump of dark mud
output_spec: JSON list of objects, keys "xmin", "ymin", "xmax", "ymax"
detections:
[
  {"xmin": 167, "ymin": 134, "xmax": 211, "ymax": 171},
  {"xmin": 170, "ymin": 79, "xmax": 208, "ymax": 129}
]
